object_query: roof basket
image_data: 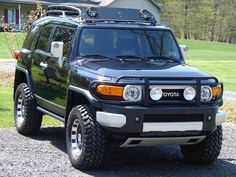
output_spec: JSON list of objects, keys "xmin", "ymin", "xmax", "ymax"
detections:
[
  {"xmin": 46, "ymin": 5, "xmax": 157, "ymax": 25},
  {"xmin": 46, "ymin": 5, "xmax": 82, "ymax": 18}
]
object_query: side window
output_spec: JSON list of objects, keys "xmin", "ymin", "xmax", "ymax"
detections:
[
  {"xmin": 36, "ymin": 25, "xmax": 53, "ymax": 52},
  {"xmin": 161, "ymin": 33, "xmax": 180, "ymax": 59},
  {"xmin": 23, "ymin": 25, "xmax": 41, "ymax": 50},
  {"xmin": 51, "ymin": 26, "xmax": 75, "ymax": 57}
]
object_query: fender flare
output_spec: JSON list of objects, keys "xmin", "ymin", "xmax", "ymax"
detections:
[
  {"xmin": 14, "ymin": 66, "xmax": 35, "ymax": 98},
  {"xmin": 65, "ymin": 85, "xmax": 102, "ymax": 121}
]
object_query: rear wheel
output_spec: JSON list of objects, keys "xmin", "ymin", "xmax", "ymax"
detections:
[
  {"xmin": 181, "ymin": 126, "xmax": 223, "ymax": 165},
  {"xmin": 14, "ymin": 83, "xmax": 42, "ymax": 135},
  {"xmin": 66, "ymin": 105, "xmax": 106, "ymax": 170}
]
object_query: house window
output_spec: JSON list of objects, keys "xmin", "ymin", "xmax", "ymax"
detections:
[{"xmin": 8, "ymin": 9, "xmax": 16, "ymax": 24}]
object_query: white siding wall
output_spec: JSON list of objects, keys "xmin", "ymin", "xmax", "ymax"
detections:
[{"xmin": 101, "ymin": 0, "xmax": 160, "ymax": 22}]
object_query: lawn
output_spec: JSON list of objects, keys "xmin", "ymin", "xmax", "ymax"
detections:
[
  {"xmin": 0, "ymin": 32, "xmax": 26, "ymax": 59},
  {"xmin": 178, "ymin": 39, "xmax": 236, "ymax": 91}
]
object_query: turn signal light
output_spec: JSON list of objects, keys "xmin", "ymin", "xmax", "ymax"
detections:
[
  {"xmin": 212, "ymin": 85, "xmax": 222, "ymax": 97},
  {"xmin": 96, "ymin": 85, "xmax": 124, "ymax": 97}
]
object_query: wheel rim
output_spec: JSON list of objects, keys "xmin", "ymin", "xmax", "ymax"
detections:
[
  {"xmin": 71, "ymin": 119, "xmax": 82, "ymax": 158},
  {"xmin": 15, "ymin": 94, "xmax": 25, "ymax": 127}
]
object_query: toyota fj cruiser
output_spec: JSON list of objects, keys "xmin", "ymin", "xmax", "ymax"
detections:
[{"xmin": 13, "ymin": 5, "xmax": 226, "ymax": 170}]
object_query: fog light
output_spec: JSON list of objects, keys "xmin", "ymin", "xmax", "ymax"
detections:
[
  {"xmin": 183, "ymin": 87, "xmax": 196, "ymax": 101},
  {"xmin": 201, "ymin": 86, "xmax": 212, "ymax": 102},
  {"xmin": 150, "ymin": 87, "xmax": 162, "ymax": 101}
]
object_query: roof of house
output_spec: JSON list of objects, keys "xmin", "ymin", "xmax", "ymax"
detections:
[
  {"xmin": 0, "ymin": 0, "xmax": 163, "ymax": 12},
  {"xmin": 0, "ymin": 0, "xmax": 99, "ymax": 5},
  {"xmin": 99, "ymin": 0, "xmax": 163, "ymax": 12}
]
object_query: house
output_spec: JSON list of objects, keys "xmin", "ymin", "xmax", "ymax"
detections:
[
  {"xmin": 99, "ymin": 0, "xmax": 163, "ymax": 23},
  {"xmin": 0, "ymin": 0, "xmax": 162, "ymax": 31}
]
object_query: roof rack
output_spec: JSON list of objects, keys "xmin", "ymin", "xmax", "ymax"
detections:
[
  {"xmin": 46, "ymin": 5, "xmax": 82, "ymax": 18},
  {"xmin": 46, "ymin": 5, "xmax": 157, "ymax": 25}
]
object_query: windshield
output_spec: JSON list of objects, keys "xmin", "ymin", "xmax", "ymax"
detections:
[{"xmin": 78, "ymin": 28, "xmax": 182, "ymax": 61}]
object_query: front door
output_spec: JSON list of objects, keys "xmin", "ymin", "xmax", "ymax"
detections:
[{"xmin": 31, "ymin": 24, "xmax": 75, "ymax": 116}]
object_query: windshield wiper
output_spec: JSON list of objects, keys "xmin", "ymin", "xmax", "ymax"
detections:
[
  {"xmin": 146, "ymin": 56, "xmax": 181, "ymax": 63},
  {"xmin": 78, "ymin": 54, "xmax": 113, "ymax": 62},
  {"xmin": 115, "ymin": 55, "xmax": 144, "ymax": 61}
]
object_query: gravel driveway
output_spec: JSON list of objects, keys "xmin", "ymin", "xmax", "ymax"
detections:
[
  {"xmin": 0, "ymin": 59, "xmax": 16, "ymax": 72},
  {"xmin": 0, "ymin": 124, "xmax": 235, "ymax": 177}
]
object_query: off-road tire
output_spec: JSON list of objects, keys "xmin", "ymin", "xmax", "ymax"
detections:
[
  {"xmin": 14, "ymin": 83, "xmax": 42, "ymax": 135},
  {"xmin": 181, "ymin": 125, "xmax": 223, "ymax": 165},
  {"xmin": 66, "ymin": 105, "xmax": 106, "ymax": 170}
]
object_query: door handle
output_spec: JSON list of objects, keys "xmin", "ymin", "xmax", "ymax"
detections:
[{"xmin": 40, "ymin": 62, "xmax": 48, "ymax": 69}]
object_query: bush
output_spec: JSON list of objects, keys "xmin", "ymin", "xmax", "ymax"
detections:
[{"xmin": 0, "ymin": 26, "xmax": 4, "ymax": 32}]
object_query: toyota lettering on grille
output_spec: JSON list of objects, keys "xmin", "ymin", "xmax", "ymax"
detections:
[{"xmin": 163, "ymin": 92, "xmax": 180, "ymax": 98}]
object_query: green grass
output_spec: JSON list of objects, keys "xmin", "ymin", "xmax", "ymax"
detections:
[
  {"xmin": 179, "ymin": 39, "xmax": 236, "ymax": 60},
  {"xmin": 0, "ymin": 86, "xmax": 62, "ymax": 128},
  {"xmin": 178, "ymin": 39, "xmax": 236, "ymax": 91},
  {"xmin": 0, "ymin": 32, "xmax": 26, "ymax": 59}
]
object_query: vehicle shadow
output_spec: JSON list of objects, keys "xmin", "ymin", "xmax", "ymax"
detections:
[{"xmin": 30, "ymin": 127, "xmax": 236, "ymax": 177}]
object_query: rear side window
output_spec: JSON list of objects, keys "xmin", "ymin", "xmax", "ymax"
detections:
[
  {"xmin": 51, "ymin": 26, "xmax": 75, "ymax": 57},
  {"xmin": 23, "ymin": 25, "xmax": 41, "ymax": 50},
  {"xmin": 36, "ymin": 25, "xmax": 53, "ymax": 52}
]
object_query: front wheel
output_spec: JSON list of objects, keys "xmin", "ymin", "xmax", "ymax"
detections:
[
  {"xmin": 66, "ymin": 105, "xmax": 106, "ymax": 170},
  {"xmin": 181, "ymin": 126, "xmax": 223, "ymax": 165}
]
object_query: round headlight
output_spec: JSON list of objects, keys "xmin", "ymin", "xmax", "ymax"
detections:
[
  {"xmin": 150, "ymin": 87, "xmax": 162, "ymax": 101},
  {"xmin": 183, "ymin": 87, "xmax": 196, "ymax": 101},
  {"xmin": 123, "ymin": 85, "xmax": 142, "ymax": 102},
  {"xmin": 201, "ymin": 86, "xmax": 212, "ymax": 102}
]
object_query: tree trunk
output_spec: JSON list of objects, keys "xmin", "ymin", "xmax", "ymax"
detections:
[{"xmin": 184, "ymin": 0, "xmax": 189, "ymax": 39}]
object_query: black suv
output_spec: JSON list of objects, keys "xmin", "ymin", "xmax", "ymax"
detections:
[{"xmin": 14, "ymin": 6, "xmax": 226, "ymax": 170}]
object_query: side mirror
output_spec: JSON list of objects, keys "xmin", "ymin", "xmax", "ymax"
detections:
[
  {"xmin": 51, "ymin": 41, "xmax": 64, "ymax": 58},
  {"xmin": 180, "ymin": 45, "xmax": 188, "ymax": 59}
]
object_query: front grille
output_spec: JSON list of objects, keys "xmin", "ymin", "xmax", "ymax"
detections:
[
  {"xmin": 152, "ymin": 89, "xmax": 185, "ymax": 101},
  {"xmin": 116, "ymin": 76, "xmax": 220, "ymax": 106},
  {"xmin": 143, "ymin": 114, "xmax": 204, "ymax": 122},
  {"xmin": 149, "ymin": 85, "xmax": 195, "ymax": 103}
]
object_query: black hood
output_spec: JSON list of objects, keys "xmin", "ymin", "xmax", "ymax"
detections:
[{"xmin": 79, "ymin": 60, "xmax": 211, "ymax": 78}]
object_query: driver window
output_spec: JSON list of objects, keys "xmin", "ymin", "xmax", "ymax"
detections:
[{"xmin": 51, "ymin": 26, "xmax": 75, "ymax": 58}]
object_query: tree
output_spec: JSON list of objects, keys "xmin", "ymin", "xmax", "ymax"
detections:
[{"xmin": 159, "ymin": 0, "xmax": 236, "ymax": 44}]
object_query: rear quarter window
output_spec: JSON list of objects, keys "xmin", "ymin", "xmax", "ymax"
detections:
[{"xmin": 22, "ymin": 25, "xmax": 41, "ymax": 50}]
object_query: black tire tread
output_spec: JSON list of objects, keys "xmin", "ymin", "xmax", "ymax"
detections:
[
  {"xmin": 14, "ymin": 83, "xmax": 42, "ymax": 135},
  {"xmin": 181, "ymin": 125, "xmax": 223, "ymax": 165},
  {"xmin": 66, "ymin": 105, "xmax": 106, "ymax": 170}
]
